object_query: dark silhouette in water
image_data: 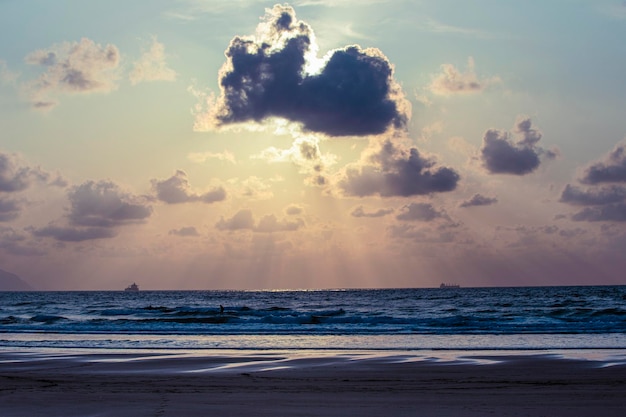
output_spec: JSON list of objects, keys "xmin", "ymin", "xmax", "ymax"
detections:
[{"xmin": 219, "ymin": 305, "xmax": 224, "ymax": 314}]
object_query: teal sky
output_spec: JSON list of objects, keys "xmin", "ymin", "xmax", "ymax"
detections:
[{"xmin": 1, "ymin": 0, "xmax": 626, "ymax": 290}]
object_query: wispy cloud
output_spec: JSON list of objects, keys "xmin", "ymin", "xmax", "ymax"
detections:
[
  {"xmin": 129, "ymin": 37, "xmax": 177, "ymax": 85},
  {"xmin": 429, "ymin": 57, "xmax": 501, "ymax": 96},
  {"xmin": 23, "ymin": 38, "xmax": 121, "ymax": 110},
  {"xmin": 187, "ymin": 150, "xmax": 236, "ymax": 164}
]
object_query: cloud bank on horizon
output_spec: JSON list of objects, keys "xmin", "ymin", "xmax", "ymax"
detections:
[{"xmin": 0, "ymin": 1, "xmax": 625, "ymax": 289}]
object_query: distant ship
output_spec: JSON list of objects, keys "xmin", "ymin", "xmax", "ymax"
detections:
[
  {"xmin": 124, "ymin": 282, "xmax": 139, "ymax": 292},
  {"xmin": 440, "ymin": 283, "xmax": 460, "ymax": 289}
]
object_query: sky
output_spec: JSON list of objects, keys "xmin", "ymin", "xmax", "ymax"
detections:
[{"xmin": 1, "ymin": 0, "xmax": 626, "ymax": 290}]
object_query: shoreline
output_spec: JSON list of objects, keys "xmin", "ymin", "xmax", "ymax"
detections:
[{"xmin": 2, "ymin": 348, "xmax": 626, "ymax": 416}]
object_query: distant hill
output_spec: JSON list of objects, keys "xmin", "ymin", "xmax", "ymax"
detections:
[{"xmin": 0, "ymin": 268, "xmax": 33, "ymax": 291}]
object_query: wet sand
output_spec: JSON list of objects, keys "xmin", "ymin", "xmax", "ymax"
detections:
[{"xmin": 1, "ymin": 349, "xmax": 625, "ymax": 416}]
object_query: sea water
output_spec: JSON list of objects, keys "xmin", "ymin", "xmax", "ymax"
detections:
[{"xmin": 1, "ymin": 286, "xmax": 625, "ymax": 351}]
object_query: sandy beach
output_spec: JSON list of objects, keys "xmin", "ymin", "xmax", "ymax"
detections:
[{"xmin": 1, "ymin": 349, "xmax": 625, "ymax": 416}]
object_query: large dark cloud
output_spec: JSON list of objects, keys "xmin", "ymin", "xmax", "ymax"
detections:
[
  {"xmin": 339, "ymin": 139, "xmax": 459, "ymax": 197},
  {"xmin": 480, "ymin": 117, "xmax": 554, "ymax": 175},
  {"xmin": 151, "ymin": 170, "xmax": 226, "ymax": 204},
  {"xmin": 580, "ymin": 140, "xmax": 626, "ymax": 184},
  {"xmin": 205, "ymin": 4, "xmax": 408, "ymax": 136}
]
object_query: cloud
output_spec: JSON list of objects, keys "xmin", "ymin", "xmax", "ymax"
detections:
[
  {"xmin": 560, "ymin": 141, "xmax": 626, "ymax": 222},
  {"xmin": 31, "ymin": 225, "xmax": 117, "ymax": 242},
  {"xmin": 0, "ymin": 60, "xmax": 19, "ymax": 85},
  {"xmin": 29, "ymin": 180, "xmax": 152, "ymax": 242},
  {"xmin": 129, "ymin": 37, "xmax": 177, "ymax": 85},
  {"xmin": 193, "ymin": 4, "xmax": 409, "ymax": 136},
  {"xmin": 24, "ymin": 38, "xmax": 120, "ymax": 109},
  {"xmin": 338, "ymin": 138, "xmax": 459, "ymax": 197},
  {"xmin": 0, "ymin": 152, "xmax": 66, "ymax": 221},
  {"xmin": 480, "ymin": 116, "xmax": 554, "ymax": 175},
  {"xmin": 151, "ymin": 170, "xmax": 227, "ymax": 204},
  {"xmin": 67, "ymin": 180, "xmax": 152, "ymax": 228},
  {"xmin": 255, "ymin": 214, "xmax": 304, "ymax": 233},
  {"xmin": 187, "ymin": 150, "xmax": 236, "ymax": 164},
  {"xmin": 215, "ymin": 209, "xmax": 304, "ymax": 232},
  {"xmin": 0, "ymin": 153, "xmax": 33, "ymax": 192},
  {"xmin": 560, "ymin": 184, "xmax": 626, "ymax": 206},
  {"xmin": 571, "ymin": 204, "xmax": 626, "ymax": 222},
  {"xmin": 253, "ymin": 136, "xmax": 336, "ymax": 186},
  {"xmin": 169, "ymin": 226, "xmax": 200, "ymax": 237},
  {"xmin": 387, "ymin": 223, "xmax": 457, "ymax": 243},
  {"xmin": 0, "ymin": 198, "xmax": 21, "ymax": 222},
  {"xmin": 285, "ymin": 204, "xmax": 304, "ymax": 215},
  {"xmin": 215, "ymin": 209, "xmax": 255, "ymax": 231},
  {"xmin": 459, "ymin": 193, "xmax": 498, "ymax": 208},
  {"xmin": 396, "ymin": 202, "xmax": 447, "ymax": 222},
  {"xmin": 429, "ymin": 57, "xmax": 500, "ymax": 95},
  {"xmin": 580, "ymin": 140, "xmax": 626, "ymax": 184},
  {"xmin": 229, "ymin": 176, "xmax": 274, "ymax": 200},
  {"xmin": 351, "ymin": 205, "xmax": 393, "ymax": 218},
  {"xmin": 0, "ymin": 226, "xmax": 45, "ymax": 256}
]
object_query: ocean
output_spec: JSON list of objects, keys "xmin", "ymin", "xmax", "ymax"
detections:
[{"xmin": 1, "ymin": 286, "xmax": 625, "ymax": 351}]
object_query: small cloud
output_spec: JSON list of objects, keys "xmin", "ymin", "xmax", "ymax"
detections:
[
  {"xmin": 129, "ymin": 37, "xmax": 177, "ymax": 85},
  {"xmin": 429, "ymin": 57, "xmax": 500, "ymax": 95},
  {"xmin": 23, "ymin": 38, "xmax": 121, "ymax": 110},
  {"xmin": 253, "ymin": 136, "xmax": 336, "ymax": 186},
  {"xmin": 580, "ymin": 140, "xmax": 626, "ymax": 184},
  {"xmin": 187, "ymin": 150, "xmax": 236, "ymax": 164},
  {"xmin": 396, "ymin": 202, "xmax": 447, "ymax": 222},
  {"xmin": 351, "ymin": 205, "xmax": 393, "ymax": 218},
  {"xmin": 561, "ymin": 141, "xmax": 626, "ymax": 223},
  {"xmin": 255, "ymin": 214, "xmax": 304, "ymax": 233},
  {"xmin": 285, "ymin": 204, "xmax": 304, "ymax": 215},
  {"xmin": 229, "ymin": 176, "xmax": 274, "ymax": 200},
  {"xmin": 0, "ymin": 152, "xmax": 34, "ymax": 192},
  {"xmin": 387, "ymin": 223, "xmax": 456, "ymax": 243},
  {"xmin": 480, "ymin": 116, "xmax": 554, "ymax": 175},
  {"xmin": 151, "ymin": 170, "xmax": 226, "ymax": 204},
  {"xmin": 169, "ymin": 226, "xmax": 200, "ymax": 237},
  {"xmin": 459, "ymin": 193, "xmax": 498, "ymax": 208},
  {"xmin": 215, "ymin": 209, "xmax": 255, "ymax": 231},
  {"xmin": 215, "ymin": 209, "xmax": 304, "ymax": 232}
]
